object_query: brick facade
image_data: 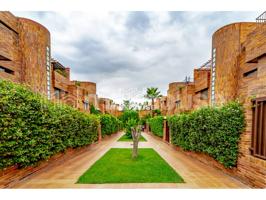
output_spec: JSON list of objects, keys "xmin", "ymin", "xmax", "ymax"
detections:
[
  {"xmin": 193, "ymin": 68, "xmax": 211, "ymax": 109},
  {"xmin": 155, "ymin": 22, "xmax": 266, "ymax": 188},
  {"xmin": 0, "ymin": 11, "xmax": 119, "ymax": 114},
  {"xmin": 98, "ymin": 97, "xmax": 120, "ymax": 116}
]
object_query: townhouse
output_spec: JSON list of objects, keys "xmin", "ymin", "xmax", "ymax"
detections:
[
  {"xmin": 0, "ymin": 11, "xmax": 119, "ymax": 114},
  {"xmin": 156, "ymin": 15, "xmax": 266, "ymax": 188},
  {"xmin": 210, "ymin": 21, "xmax": 266, "ymax": 188}
]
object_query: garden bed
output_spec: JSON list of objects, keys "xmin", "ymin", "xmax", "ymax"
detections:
[
  {"xmin": 117, "ymin": 134, "xmax": 147, "ymax": 142},
  {"xmin": 77, "ymin": 148, "xmax": 184, "ymax": 184}
]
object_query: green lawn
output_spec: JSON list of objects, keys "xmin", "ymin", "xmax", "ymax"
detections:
[
  {"xmin": 77, "ymin": 148, "xmax": 184, "ymax": 184},
  {"xmin": 118, "ymin": 134, "xmax": 147, "ymax": 142}
]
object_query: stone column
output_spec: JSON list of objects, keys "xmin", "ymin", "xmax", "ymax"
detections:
[
  {"xmin": 98, "ymin": 123, "xmax": 102, "ymax": 142},
  {"xmin": 163, "ymin": 117, "xmax": 167, "ymax": 141}
]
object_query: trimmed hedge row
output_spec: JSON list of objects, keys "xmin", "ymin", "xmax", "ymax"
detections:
[
  {"xmin": 99, "ymin": 114, "xmax": 122, "ymax": 137},
  {"xmin": 148, "ymin": 116, "xmax": 164, "ymax": 137},
  {"xmin": 0, "ymin": 80, "xmax": 99, "ymax": 169},
  {"xmin": 168, "ymin": 102, "xmax": 245, "ymax": 168}
]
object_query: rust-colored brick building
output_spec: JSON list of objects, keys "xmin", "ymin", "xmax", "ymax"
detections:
[
  {"xmin": 158, "ymin": 20, "xmax": 266, "ymax": 188},
  {"xmin": 0, "ymin": 12, "xmax": 51, "ymax": 97},
  {"xmin": 211, "ymin": 21, "xmax": 266, "ymax": 188},
  {"xmin": 154, "ymin": 96, "xmax": 167, "ymax": 115},
  {"xmin": 166, "ymin": 82, "xmax": 187, "ymax": 115},
  {"xmin": 98, "ymin": 97, "xmax": 121, "ymax": 116},
  {"xmin": 0, "ymin": 11, "xmax": 118, "ymax": 114},
  {"xmin": 193, "ymin": 62, "xmax": 211, "ymax": 110},
  {"xmin": 176, "ymin": 82, "xmax": 195, "ymax": 113}
]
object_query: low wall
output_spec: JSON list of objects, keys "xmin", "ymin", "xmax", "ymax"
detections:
[
  {"xmin": 0, "ymin": 131, "xmax": 121, "ymax": 188},
  {"xmin": 0, "ymin": 143, "xmax": 97, "ymax": 188}
]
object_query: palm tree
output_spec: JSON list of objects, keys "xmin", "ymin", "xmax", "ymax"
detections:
[{"xmin": 144, "ymin": 87, "xmax": 162, "ymax": 116}]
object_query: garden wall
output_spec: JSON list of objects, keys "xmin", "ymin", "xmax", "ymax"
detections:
[{"xmin": 0, "ymin": 143, "xmax": 98, "ymax": 188}]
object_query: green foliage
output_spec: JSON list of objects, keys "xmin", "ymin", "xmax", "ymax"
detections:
[
  {"xmin": 119, "ymin": 110, "xmax": 139, "ymax": 138},
  {"xmin": 119, "ymin": 110, "xmax": 139, "ymax": 127},
  {"xmin": 99, "ymin": 114, "xmax": 122, "ymax": 137},
  {"xmin": 77, "ymin": 148, "xmax": 184, "ymax": 184},
  {"xmin": 148, "ymin": 116, "xmax": 164, "ymax": 137},
  {"xmin": 90, "ymin": 104, "xmax": 101, "ymax": 115},
  {"xmin": 168, "ymin": 102, "xmax": 245, "ymax": 168},
  {"xmin": 118, "ymin": 134, "xmax": 147, "ymax": 142},
  {"xmin": 144, "ymin": 87, "xmax": 162, "ymax": 100},
  {"xmin": 140, "ymin": 113, "xmax": 151, "ymax": 125},
  {"xmin": 122, "ymin": 100, "xmax": 135, "ymax": 111},
  {"xmin": 0, "ymin": 80, "xmax": 99, "ymax": 169},
  {"xmin": 125, "ymin": 118, "xmax": 138, "ymax": 137},
  {"xmin": 153, "ymin": 109, "xmax": 162, "ymax": 116}
]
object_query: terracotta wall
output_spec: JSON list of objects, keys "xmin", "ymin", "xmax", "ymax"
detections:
[
  {"xmin": 166, "ymin": 82, "xmax": 186, "ymax": 115},
  {"xmin": 211, "ymin": 22, "xmax": 266, "ymax": 188},
  {"xmin": 98, "ymin": 98, "xmax": 120, "ymax": 115},
  {"xmin": 211, "ymin": 22, "xmax": 257, "ymax": 105},
  {"xmin": 176, "ymin": 83, "xmax": 195, "ymax": 113},
  {"xmin": 235, "ymin": 24, "xmax": 266, "ymax": 188},
  {"xmin": 0, "ymin": 11, "xmax": 113, "ymax": 114},
  {"xmin": 193, "ymin": 68, "xmax": 211, "ymax": 109},
  {"xmin": 0, "ymin": 12, "xmax": 51, "ymax": 97},
  {"xmin": 0, "ymin": 12, "xmax": 21, "ymax": 83},
  {"xmin": 139, "ymin": 110, "xmax": 151, "ymax": 118}
]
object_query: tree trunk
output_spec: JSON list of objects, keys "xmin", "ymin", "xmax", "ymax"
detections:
[
  {"xmin": 151, "ymin": 98, "xmax": 154, "ymax": 117},
  {"xmin": 131, "ymin": 125, "xmax": 141, "ymax": 159}
]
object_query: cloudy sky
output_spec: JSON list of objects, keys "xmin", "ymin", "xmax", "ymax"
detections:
[{"xmin": 15, "ymin": 11, "xmax": 259, "ymax": 104}]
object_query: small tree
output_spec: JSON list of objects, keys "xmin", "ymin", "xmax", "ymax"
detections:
[
  {"xmin": 125, "ymin": 118, "xmax": 141, "ymax": 158},
  {"xmin": 131, "ymin": 124, "xmax": 141, "ymax": 159},
  {"xmin": 144, "ymin": 87, "xmax": 162, "ymax": 116}
]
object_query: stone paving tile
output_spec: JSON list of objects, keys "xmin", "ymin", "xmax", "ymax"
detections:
[{"xmin": 12, "ymin": 132, "xmax": 249, "ymax": 189}]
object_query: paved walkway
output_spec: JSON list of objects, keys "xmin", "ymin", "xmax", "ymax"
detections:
[{"xmin": 12, "ymin": 132, "xmax": 249, "ymax": 188}]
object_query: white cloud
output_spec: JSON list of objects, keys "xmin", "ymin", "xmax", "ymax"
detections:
[{"xmin": 14, "ymin": 11, "xmax": 260, "ymax": 104}]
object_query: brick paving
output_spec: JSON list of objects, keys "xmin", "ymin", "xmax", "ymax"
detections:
[{"xmin": 12, "ymin": 132, "xmax": 249, "ymax": 188}]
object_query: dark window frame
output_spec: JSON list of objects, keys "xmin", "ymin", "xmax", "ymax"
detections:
[
  {"xmin": 251, "ymin": 97, "xmax": 266, "ymax": 160},
  {"xmin": 0, "ymin": 66, "xmax": 14, "ymax": 75}
]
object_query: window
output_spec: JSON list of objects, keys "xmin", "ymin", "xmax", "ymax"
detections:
[
  {"xmin": 0, "ymin": 66, "xmax": 14, "ymax": 74},
  {"xmin": 200, "ymin": 89, "xmax": 208, "ymax": 100},
  {"xmin": 175, "ymin": 100, "xmax": 181, "ymax": 108},
  {"xmin": 84, "ymin": 101, "xmax": 89, "ymax": 110},
  {"xmin": 244, "ymin": 68, "xmax": 257, "ymax": 78},
  {"xmin": 54, "ymin": 88, "xmax": 61, "ymax": 100},
  {"xmin": 251, "ymin": 97, "xmax": 266, "ymax": 160}
]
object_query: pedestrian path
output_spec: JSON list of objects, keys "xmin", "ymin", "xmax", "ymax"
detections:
[{"xmin": 12, "ymin": 132, "xmax": 249, "ymax": 188}]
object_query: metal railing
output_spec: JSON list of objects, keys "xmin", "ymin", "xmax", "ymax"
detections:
[
  {"xmin": 256, "ymin": 11, "xmax": 266, "ymax": 23},
  {"xmin": 199, "ymin": 59, "xmax": 212, "ymax": 69}
]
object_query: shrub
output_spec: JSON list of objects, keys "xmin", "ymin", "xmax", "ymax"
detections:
[
  {"xmin": 153, "ymin": 109, "xmax": 162, "ymax": 116},
  {"xmin": 99, "ymin": 114, "xmax": 122, "ymax": 137},
  {"xmin": 168, "ymin": 102, "xmax": 245, "ymax": 168},
  {"xmin": 90, "ymin": 104, "xmax": 101, "ymax": 115},
  {"xmin": 119, "ymin": 110, "xmax": 139, "ymax": 128},
  {"xmin": 0, "ymin": 80, "xmax": 99, "ymax": 169},
  {"xmin": 125, "ymin": 118, "xmax": 139, "ymax": 137},
  {"xmin": 148, "ymin": 116, "xmax": 164, "ymax": 137},
  {"xmin": 140, "ymin": 113, "xmax": 151, "ymax": 126}
]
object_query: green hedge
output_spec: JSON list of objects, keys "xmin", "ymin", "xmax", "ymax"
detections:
[
  {"xmin": 148, "ymin": 116, "xmax": 164, "ymax": 137},
  {"xmin": 0, "ymin": 80, "xmax": 99, "ymax": 169},
  {"xmin": 99, "ymin": 114, "xmax": 122, "ymax": 136},
  {"xmin": 168, "ymin": 102, "xmax": 245, "ymax": 168},
  {"xmin": 119, "ymin": 110, "xmax": 139, "ymax": 128}
]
